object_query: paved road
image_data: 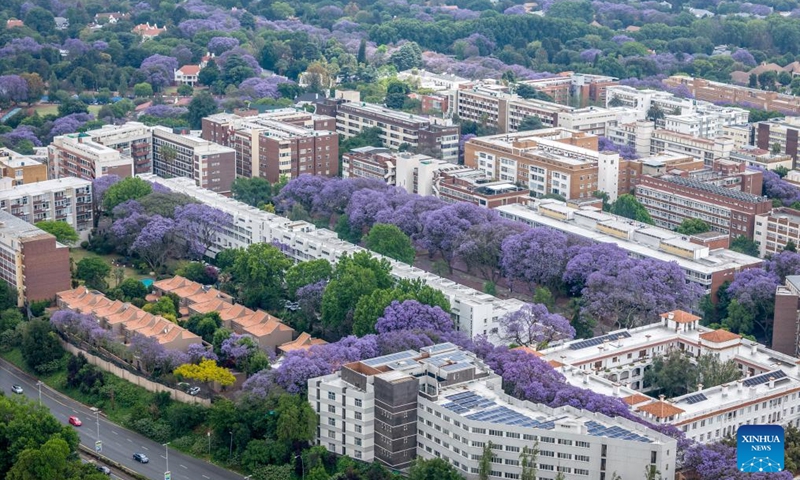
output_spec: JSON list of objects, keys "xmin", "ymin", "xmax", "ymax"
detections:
[{"xmin": 0, "ymin": 359, "xmax": 243, "ymax": 480}]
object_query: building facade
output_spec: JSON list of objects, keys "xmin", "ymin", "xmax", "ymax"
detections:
[
  {"xmin": 0, "ymin": 148, "xmax": 48, "ymax": 185},
  {"xmin": 0, "ymin": 177, "xmax": 93, "ymax": 238},
  {"xmin": 753, "ymin": 207, "xmax": 800, "ymax": 257},
  {"xmin": 49, "ymin": 133, "xmax": 134, "ymax": 180},
  {"xmin": 85, "ymin": 122, "xmax": 153, "ymax": 175},
  {"xmin": 665, "ymin": 75, "xmax": 800, "ymax": 115},
  {"xmin": 151, "ymin": 126, "xmax": 236, "ymax": 194},
  {"xmin": 309, "ymin": 343, "xmax": 677, "ymax": 479},
  {"xmin": 755, "ymin": 117, "xmax": 800, "ymax": 161},
  {"xmin": 0, "ymin": 211, "xmax": 70, "ymax": 306}
]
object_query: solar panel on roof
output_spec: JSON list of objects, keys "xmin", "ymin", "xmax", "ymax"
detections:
[
  {"xmin": 569, "ymin": 331, "xmax": 632, "ymax": 350},
  {"xmin": 682, "ymin": 393, "xmax": 708, "ymax": 405},
  {"xmin": 742, "ymin": 370, "xmax": 787, "ymax": 387}
]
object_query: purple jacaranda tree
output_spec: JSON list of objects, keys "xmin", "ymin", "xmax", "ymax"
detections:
[
  {"xmin": 611, "ymin": 34, "xmax": 635, "ymax": 44},
  {"xmin": 174, "ymin": 203, "xmax": 232, "ymax": 259},
  {"xmin": 273, "ymin": 174, "xmax": 329, "ymax": 213},
  {"xmin": 170, "ymin": 46, "xmax": 193, "ymax": 67},
  {"xmin": 241, "ymin": 369, "xmax": 276, "ymax": 398},
  {"xmin": 318, "ymin": 5, "xmax": 344, "ymax": 19},
  {"xmin": 111, "ymin": 199, "xmax": 144, "ymax": 218},
  {"xmin": 0, "ymin": 75, "xmax": 29, "ymax": 105},
  {"xmin": 179, "ymin": 13, "xmax": 241, "ymax": 37},
  {"xmin": 501, "ymin": 227, "xmax": 570, "ymax": 291},
  {"xmin": 580, "ymin": 48, "xmax": 602, "ymax": 63},
  {"xmin": 766, "ymin": 250, "xmax": 800, "ymax": 282},
  {"xmin": 314, "ymin": 177, "xmax": 389, "ymax": 220},
  {"xmin": 48, "ymin": 113, "xmax": 93, "ymax": 138},
  {"xmin": 93, "ymin": 175, "xmax": 121, "ymax": 206},
  {"xmin": 731, "ymin": 48, "xmax": 757, "ymax": 67},
  {"xmin": 237, "ymin": 76, "xmax": 289, "ymax": 100},
  {"xmin": 217, "ymin": 47, "xmax": 261, "ymax": 74},
  {"xmin": 131, "ymin": 215, "xmax": 177, "ymax": 271},
  {"xmin": 0, "ymin": 37, "xmax": 42, "ymax": 58},
  {"xmin": 683, "ymin": 442, "xmax": 792, "ymax": 480},
  {"xmin": 111, "ymin": 211, "xmax": 151, "ymax": 252},
  {"xmin": 139, "ymin": 55, "xmax": 179, "ymax": 91},
  {"xmin": 50, "ymin": 310, "xmax": 103, "ymax": 342},
  {"xmin": 346, "ymin": 188, "xmax": 397, "ymax": 233},
  {"xmin": 1, "ymin": 125, "xmax": 42, "ymax": 149},
  {"xmin": 220, "ymin": 333, "xmax": 257, "ymax": 366},
  {"xmin": 761, "ymin": 168, "xmax": 800, "ymax": 205},
  {"xmin": 187, "ymin": 343, "xmax": 219, "ymax": 363},
  {"xmin": 129, "ymin": 333, "xmax": 168, "ymax": 373},
  {"xmin": 62, "ymin": 38, "xmax": 88, "ymax": 58},
  {"xmin": 418, "ymin": 202, "xmax": 498, "ymax": 271},
  {"xmin": 727, "ymin": 268, "xmax": 779, "ymax": 333},
  {"xmin": 375, "ymin": 300, "xmax": 454, "ymax": 335},
  {"xmin": 581, "ymin": 257, "xmax": 702, "ymax": 328},
  {"xmin": 376, "ymin": 329, "xmax": 436, "ymax": 355},
  {"xmin": 142, "ymin": 105, "xmax": 189, "ymax": 118},
  {"xmin": 297, "ymin": 280, "xmax": 326, "ymax": 319},
  {"xmin": 504, "ymin": 5, "xmax": 526, "ymax": 14},
  {"xmin": 207, "ymin": 37, "xmax": 240, "ymax": 55},
  {"xmin": 92, "ymin": 41, "xmax": 109, "ymax": 51},
  {"xmin": 456, "ymin": 220, "xmax": 526, "ymax": 282},
  {"xmin": 563, "ymin": 242, "xmax": 629, "ymax": 293},
  {"xmin": 598, "ymin": 136, "xmax": 638, "ymax": 159},
  {"xmin": 500, "ymin": 303, "xmax": 575, "ymax": 347},
  {"xmin": 375, "ymin": 194, "xmax": 447, "ymax": 238}
]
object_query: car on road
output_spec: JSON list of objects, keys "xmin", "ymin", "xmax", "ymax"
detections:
[
  {"xmin": 95, "ymin": 465, "xmax": 111, "ymax": 475},
  {"xmin": 188, "ymin": 386, "xmax": 201, "ymax": 396},
  {"xmin": 10, "ymin": 385, "xmax": 22, "ymax": 394},
  {"xmin": 132, "ymin": 453, "xmax": 149, "ymax": 463},
  {"xmin": 68, "ymin": 416, "xmax": 82, "ymax": 426}
]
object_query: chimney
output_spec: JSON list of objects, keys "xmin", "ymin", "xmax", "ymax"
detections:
[
  {"xmin": 582, "ymin": 373, "xmax": 589, "ymax": 385},
  {"xmin": 751, "ymin": 344, "xmax": 758, "ymax": 355},
  {"xmin": 722, "ymin": 384, "xmax": 729, "ymax": 397},
  {"xmin": 737, "ymin": 380, "xmax": 743, "ymax": 392},
  {"xmin": 697, "ymin": 383, "xmax": 704, "ymax": 392},
  {"xmin": 769, "ymin": 376, "xmax": 776, "ymax": 389},
  {"xmin": 659, "ymin": 394, "xmax": 666, "ymax": 402},
  {"xmin": 612, "ymin": 383, "xmax": 620, "ymax": 396}
]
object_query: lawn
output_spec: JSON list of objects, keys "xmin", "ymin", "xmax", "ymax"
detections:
[
  {"xmin": 32, "ymin": 104, "xmax": 58, "ymax": 116},
  {"xmin": 70, "ymin": 248, "xmax": 150, "ymax": 287}
]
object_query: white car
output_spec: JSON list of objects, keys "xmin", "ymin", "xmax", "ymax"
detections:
[{"xmin": 10, "ymin": 385, "xmax": 22, "ymax": 394}]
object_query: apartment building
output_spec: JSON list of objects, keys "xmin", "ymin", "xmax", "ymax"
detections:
[
  {"xmin": 729, "ymin": 146, "xmax": 793, "ymax": 170},
  {"xmin": 615, "ymin": 152, "xmax": 704, "ymax": 195},
  {"xmin": 49, "ymin": 133, "xmax": 133, "ymax": 180},
  {"xmin": 539, "ymin": 311, "xmax": 800, "ymax": 444},
  {"xmin": 396, "ymin": 69, "xmax": 471, "ymax": 92},
  {"xmin": 519, "ymin": 73, "xmax": 619, "ymax": 107},
  {"xmin": 0, "ymin": 211, "xmax": 70, "ymax": 306},
  {"xmin": 139, "ymin": 175, "xmax": 526, "ymax": 340},
  {"xmin": 455, "ymin": 85, "xmax": 572, "ymax": 133},
  {"xmin": 0, "ymin": 148, "xmax": 48, "ymax": 185},
  {"xmin": 665, "ymin": 75, "xmax": 800, "ymax": 115},
  {"xmin": 56, "ymin": 287, "xmax": 201, "ymax": 353},
  {"xmin": 773, "ymin": 275, "xmax": 800, "ymax": 356},
  {"xmin": 151, "ymin": 126, "xmax": 236, "ymax": 194},
  {"xmin": 635, "ymin": 171, "xmax": 771, "ymax": 239},
  {"xmin": 464, "ymin": 129, "xmax": 625, "ymax": 201},
  {"xmin": 433, "ymin": 167, "xmax": 530, "ymax": 209},
  {"xmin": 314, "ymin": 99, "xmax": 459, "ymax": 163},
  {"xmin": 755, "ymin": 117, "xmax": 800, "ymax": 161},
  {"xmin": 0, "ymin": 177, "xmax": 93, "ymax": 238},
  {"xmin": 309, "ymin": 343, "xmax": 677, "ymax": 479},
  {"xmin": 650, "ymin": 129, "xmax": 734, "ymax": 166},
  {"xmin": 201, "ymin": 111, "xmax": 339, "ymax": 182},
  {"xmin": 753, "ymin": 207, "xmax": 800, "ymax": 257},
  {"xmin": 84, "ymin": 122, "xmax": 153, "ymax": 175},
  {"xmin": 496, "ymin": 200, "xmax": 761, "ymax": 298}
]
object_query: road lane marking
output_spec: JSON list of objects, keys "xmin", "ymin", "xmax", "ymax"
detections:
[
  {"xmin": 112, "ymin": 431, "xmax": 118, "ymax": 435},
  {"xmin": 127, "ymin": 438, "xmax": 132, "ymax": 442},
  {"xmin": 203, "ymin": 475, "xmax": 210, "ymax": 479},
  {"xmin": 142, "ymin": 446, "xmax": 148, "ymax": 450},
  {"xmin": 180, "ymin": 464, "xmax": 188, "ymax": 469}
]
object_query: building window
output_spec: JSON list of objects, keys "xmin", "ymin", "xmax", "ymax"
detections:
[
  {"xmin": 328, "ymin": 392, "xmax": 336, "ymax": 400},
  {"xmin": 328, "ymin": 405, "xmax": 335, "ymax": 413},
  {"xmin": 355, "ymin": 398, "xmax": 362, "ymax": 407}
]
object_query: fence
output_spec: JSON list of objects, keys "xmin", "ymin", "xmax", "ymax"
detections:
[{"xmin": 60, "ymin": 340, "xmax": 211, "ymax": 407}]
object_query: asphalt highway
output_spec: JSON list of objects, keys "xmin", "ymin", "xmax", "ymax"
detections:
[{"xmin": 0, "ymin": 358, "xmax": 243, "ymax": 480}]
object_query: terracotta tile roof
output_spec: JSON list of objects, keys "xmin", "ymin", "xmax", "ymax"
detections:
[
  {"xmin": 547, "ymin": 359, "xmax": 565, "ymax": 368},
  {"xmin": 184, "ymin": 288, "xmax": 230, "ymax": 305},
  {"xmin": 233, "ymin": 310, "xmax": 273, "ymax": 329},
  {"xmin": 699, "ymin": 329, "xmax": 741, "ymax": 344},
  {"xmin": 172, "ymin": 284, "xmax": 205, "ymax": 299},
  {"xmin": 622, "ymin": 393, "xmax": 651, "ymax": 406},
  {"xmin": 92, "ymin": 300, "xmax": 128, "ymax": 318},
  {"xmin": 177, "ymin": 65, "xmax": 201, "ymax": 75},
  {"xmin": 244, "ymin": 318, "xmax": 294, "ymax": 337},
  {"xmin": 512, "ymin": 346, "xmax": 543, "ymax": 357},
  {"xmin": 637, "ymin": 401, "xmax": 685, "ymax": 419},
  {"xmin": 660, "ymin": 310, "xmax": 701, "ymax": 324},
  {"xmin": 279, "ymin": 332, "xmax": 327, "ymax": 353},
  {"xmin": 153, "ymin": 276, "xmax": 192, "ymax": 293},
  {"xmin": 104, "ymin": 307, "xmax": 147, "ymax": 326}
]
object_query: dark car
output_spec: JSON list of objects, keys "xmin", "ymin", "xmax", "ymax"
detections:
[
  {"xmin": 132, "ymin": 453, "xmax": 149, "ymax": 463},
  {"xmin": 95, "ymin": 465, "xmax": 111, "ymax": 475}
]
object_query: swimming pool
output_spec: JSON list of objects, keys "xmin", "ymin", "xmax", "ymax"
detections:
[{"xmin": 141, "ymin": 278, "xmax": 154, "ymax": 287}]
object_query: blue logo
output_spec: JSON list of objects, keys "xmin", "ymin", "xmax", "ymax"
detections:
[{"xmin": 737, "ymin": 425, "xmax": 784, "ymax": 472}]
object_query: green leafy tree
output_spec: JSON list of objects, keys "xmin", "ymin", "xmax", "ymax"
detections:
[
  {"xmin": 774, "ymin": 166, "xmax": 790, "ymax": 178},
  {"xmin": 364, "ymin": 223, "xmax": 416, "ymax": 264},
  {"xmin": 408, "ymin": 458, "xmax": 464, "ymax": 480},
  {"xmin": 133, "ymin": 82, "xmax": 154, "ymax": 98},
  {"xmin": 730, "ymin": 235, "xmax": 760, "ymax": 256},
  {"xmin": 21, "ymin": 318, "xmax": 64, "ymax": 374},
  {"xmin": 143, "ymin": 296, "xmax": 178, "ymax": 321},
  {"xmin": 390, "ymin": 42, "xmax": 423, "ymax": 71},
  {"xmin": 675, "ymin": 218, "xmax": 710, "ymax": 235},
  {"xmin": 35, "ymin": 221, "xmax": 79, "ymax": 246},
  {"xmin": 0, "ymin": 283, "xmax": 17, "ymax": 311},
  {"xmin": 785, "ymin": 240, "xmax": 797, "ymax": 252},
  {"xmin": 198, "ymin": 60, "xmax": 220, "ymax": 86},
  {"xmin": 334, "ymin": 214, "xmax": 362, "ymax": 243},
  {"xmin": 231, "ymin": 177, "xmax": 273, "ymax": 207},
  {"xmin": 103, "ymin": 177, "xmax": 153, "ymax": 211},
  {"xmin": 695, "ymin": 353, "xmax": 742, "ymax": 388},
  {"xmin": 188, "ymin": 92, "xmax": 219, "ymax": 129},
  {"xmin": 286, "ymin": 259, "xmax": 333, "ymax": 298},
  {"xmin": 185, "ymin": 312, "xmax": 222, "ymax": 343},
  {"xmin": 0, "ymin": 308, "xmax": 23, "ymax": 333},
  {"xmin": 479, "ymin": 441, "xmax": 493, "ymax": 480},
  {"xmin": 385, "ymin": 81, "xmax": 411, "ymax": 110},
  {"xmin": 24, "ymin": 7, "xmax": 55, "ymax": 35},
  {"xmin": 275, "ymin": 394, "xmax": 317, "ymax": 444},
  {"xmin": 176, "ymin": 262, "xmax": 218, "ymax": 285},
  {"xmin": 229, "ymin": 243, "xmax": 293, "ymax": 310},
  {"xmin": 723, "ymin": 299, "xmax": 755, "ymax": 335},
  {"xmin": 251, "ymin": 464, "xmax": 293, "ymax": 480},
  {"xmin": 75, "ymin": 257, "xmax": 111, "ymax": 291},
  {"xmin": 520, "ymin": 443, "xmax": 539, "ymax": 480},
  {"xmin": 517, "ymin": 116, "xmax": 544, "ymax": 132},
  {"xmin": 611, "ymin": 194, "xmax": 654, "ymax": 224}
]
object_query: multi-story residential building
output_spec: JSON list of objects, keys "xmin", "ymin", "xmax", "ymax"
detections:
[
  {"xmin": 49, "ymin": 132, "xmax": 134, "ymax": 180},
  {"xmin": 309, "ymin": 343, "xmax": 677, "ymax": 478},
  {"xmin": 0, "ymin": 211, "xmax": 70, "ymax": 306},
  {"xmin": 0, "ymin": 177, "xmax": 93, "ymax": 238},
  {"xmin": 0, "ymin": 148, "xmax": 48, "ymax": 185},
  {"xmin": 722, "ymin": 124, "xmax": 752, "ymax": 150},
  {"xmin": 520, "ymin": 72, "xmax": 619, "ymax": 107},
  {"xmin": 650, "ymin": 129, "xmax": 735, "ymax": 166},
  {"xmin": 539, "ymin": 311, "xmax": 800, "ymax": 444},
  {"xmin": 773, "ymin": 275, "xmax": 800, "ymax": 356},
  {"xmin": 755, "ymin": 117, "xmax": 800, "ymax": 161},
  {"xmin": 151, "ymin": 126, "xmax": 236, "ymax": 194},
  {"xmin": 396, "ymin": 69, "xmax": 471, "ymax": 92},
  {"xmin": 753, "ymin": 207, "xmax": 800, "ymax": 257},
  {"xmin": 464, "ymin": 129, "xmax": 626, "ymax": 201},
  {"xmin": 433, "ymin": 166, "xmax": 530, "ymax": 208},
  {"xmin": 315, "ymin": 99, "xmax": 460, "ymax": 163},
  {"xmin": 455, "ymin": 85, "xmax": 573, "ymax": 133},
  {"xmin": 85, "ymin": 122, "xmax": 153, "ymax": 175},
  {"xmin": 139, "ymin": 175, "xmax": 526, "ymax": 340},
  {"xmin": 496, "ymin": 200, "xmax": 761, "ymax": 298},
  {"xmin": 202, "ymin": 111, "xmax": 339, "ymax": 182},
  {"xmin": 729, "ymin": 146, "xmax": 794, "ymax": 170},
  {"xmin": 615, "ymin": 152, "xmax": 704, "ymax": 195},
  {"xmin": 665, "ymin": 75, "xmax": 800, "ymax": 115},
  {"xmin": 635, "ymin": 170, "xmax": 771, "ymax": 239}
]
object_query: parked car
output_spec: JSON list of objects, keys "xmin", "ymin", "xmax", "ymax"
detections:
[
  {"xmin": 132, "ymin": 453, "xmax": 149, "ymax": 463},
  {"xmin": 68, "ymin": 416, "xmax": 82, "ymax": 427},
  {"xmin": 10, "ymin": 385, "xmax": 22, "ymax": 394},
  {"xmin": 187, "ymin": 386, "xmax": 201, "ymax": 396},
  {"xmin": 95, "ymin": 465, "xmax": 111, "ymax": 475}
]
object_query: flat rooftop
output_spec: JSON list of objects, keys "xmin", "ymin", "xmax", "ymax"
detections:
[
  {"xmin": 0, "ymin": 210, "xmax": 54, "ymax": 241},
  {"xmin": 0, "ymin": 177, "xmax": 91, "ymax": 197}
]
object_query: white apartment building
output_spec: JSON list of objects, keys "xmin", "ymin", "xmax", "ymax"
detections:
[
  {"xmin": 540, "ymin": 311, "xmax": 800, "ymax": 444},
  {"xmin": 0, "ymin": 177, "xmax": 93, "ymax": 238},
  {"xmin": 495, "ymin": 200, "xmax": 761, "ymax": 296},
  {"xmin": 151, "ymin": 126, "xmax": 236, "ymax": 194},
  {"xmin": 49, "ymin": 133, "xmax": 134, "ymax": 180},
  {"xmin": 754, "ymin": 207, "xmax": 800, "ymax": 256},
  {"xmin": 309, "ymin": 343, "xmax": 678, "ymax": 479},
  {"xmin": 84, "ymin": 122, "xmax": 153, "ymax": 175},
  {"xmin": 729, "ymin": 146, "xmax": 793, "ymax": 171},
  {"xmin": 396, "ymin": 69, "xmax": 471, "ymax": 92},
  {"xmin": 139, "ymin": 175, "xmax": 525, "ymax": 339}
]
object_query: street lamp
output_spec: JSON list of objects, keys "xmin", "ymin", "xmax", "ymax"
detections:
[
  {"xmin": 95, "ymin": 410, "xmax": 100, "ymax": 441},
  {"xmin": 207, "ymin": 431, "xmax": 211, "ymax": 456},
  {"xmin": 229, "ymin": 431, "xmax": 233, "ymax": 460},
  {"xmin": 164, "ymin": 442, "xmax": 170, "ymax": 473},
  {"xmin": 295, "ymin": 454, "xmax": 305, "ymax": 480},
  {"xmin": 37, "ymin": 381, "xmax": 42, "ymax": 406}
]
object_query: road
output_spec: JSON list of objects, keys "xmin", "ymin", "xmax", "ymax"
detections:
[{"xmin": 0, "ymin": 359, "xmax": 243, "ymax": 480}]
